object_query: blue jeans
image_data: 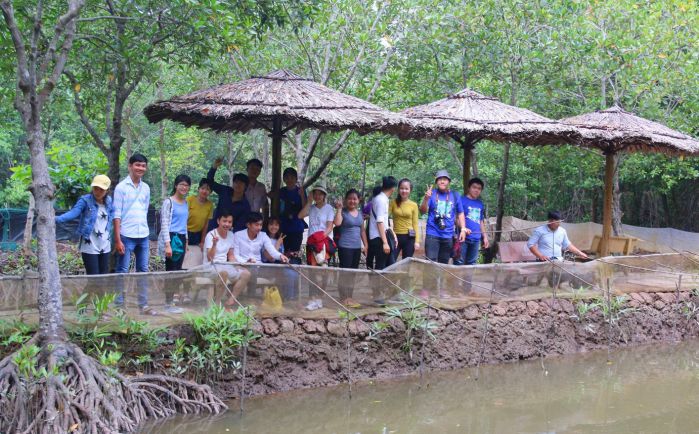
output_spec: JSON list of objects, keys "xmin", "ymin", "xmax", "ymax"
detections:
[
  {"xmin": 115, "ymin": 235, "xmax": 149, "ymax": 308},
  {"xmin": 461, "ymin": 239, "xmax": 481, "ymax": 265}
]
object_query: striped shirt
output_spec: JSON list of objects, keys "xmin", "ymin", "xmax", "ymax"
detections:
[{"xmin": 113, "ymin": 176, "xmax": 150, "ymax": 238}]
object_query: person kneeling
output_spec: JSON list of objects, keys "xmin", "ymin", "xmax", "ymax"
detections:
[{"xmin": 203, "ymin": 210, "xmax": 251, "ymax": 310}]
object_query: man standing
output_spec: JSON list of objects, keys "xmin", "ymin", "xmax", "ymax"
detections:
[
  {"xmin": 368, "ymin": 176, "xmax": 397, "ymax": 270},
  {"xmin": 460, "ymin": 177, "xmax": 490, "ymax": 265},
  {"xmin": 113, "ymin": 153, "xmax": 155, "ymax": 315},
  {"xmin": 244, "ymin": 158, "xmax": 269, "ymax": 217},
  {"xmin": 528, "ymin": 211, "xmax": 589, "ymax": 261}
]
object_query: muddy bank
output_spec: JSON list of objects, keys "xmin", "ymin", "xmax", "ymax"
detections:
[{"xmin": 178, "ymin": 290, "xmax": 699, "ymax": 400}]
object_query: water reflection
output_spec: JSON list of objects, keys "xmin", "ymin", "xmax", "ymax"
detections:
[{"xmin": 144, "ymin": 340, "xmax": 699, "ymax": 433}]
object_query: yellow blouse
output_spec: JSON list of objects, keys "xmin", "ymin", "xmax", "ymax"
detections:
[{"xmin": 389, "ymin": 199, "xmax": 420, "ymax": 239}]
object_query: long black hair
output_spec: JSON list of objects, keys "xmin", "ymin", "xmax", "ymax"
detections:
[
  {"xmin": 171, "ymin": 174, "xmax": 191, "ymax": 195},
  {"xmin": 395, "ymin": 178, "xmax": 412, "ymax": 206}
]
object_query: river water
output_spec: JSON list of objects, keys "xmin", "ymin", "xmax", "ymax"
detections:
[{"xmin": 144, "ymin": 340, "xmax": 699, "ymax": 433}]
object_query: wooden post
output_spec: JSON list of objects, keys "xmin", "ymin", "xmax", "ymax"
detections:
[
  {"xmin": 600, "ymin": 152, "xmax": 615, "ymax": 257},
  {"xmin": 270, "ymin": 117, "xmax": 283, "ymax": 218},
  {"xmin": 462, "ymin": 144, "xmax": 472, "ymax": 189}
]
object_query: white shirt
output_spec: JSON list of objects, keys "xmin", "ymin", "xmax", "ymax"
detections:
[
  {"xmin": 113, "ymin": 176, "xmax": 150, "ymax": 238},
  {"xmin": 203, "ymin": 229, "xmax": 235, "ymax": 264},
  {"xmin": 308, "ymin": 203, "xmax": 335, "ymax": 238},
  {"xmin": 245, "ymin": 181, "xmax": 268, "ymax": 214},
  {"xmin": 527, "ymin": 225, "xmax": 571, "ymax": 258},
  {"xmin": 233, "ymin": 230, "xmax": 281, "ymax": 263},
  {"xmin": 369, "ymin": 192, "xmax": 389, "ymax": 240},
  {"xmin": 80, "ymin": 204, "xmax": 111, "ymax": 254}
]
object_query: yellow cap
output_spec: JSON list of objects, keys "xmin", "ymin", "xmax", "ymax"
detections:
[{"xmin": 91, "ymin": 174, "xmax": 111, "ymax": 191}]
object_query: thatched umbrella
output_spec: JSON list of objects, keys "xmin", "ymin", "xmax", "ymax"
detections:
[
  {"xmin": 397, "ymin": 88, "xmax": 581, "ymax": 188},
  {"xmin": 561, "ymin": 105, "xmax": 699, "ymax": 256},
  {"xmin": 144, "ymin": 69, "xmax": 404, "ymax": 216}
]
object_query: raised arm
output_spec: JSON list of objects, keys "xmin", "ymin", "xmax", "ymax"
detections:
[{"xmin": 206, "ymin": 159, "xmax": 231, "ymax": 196}]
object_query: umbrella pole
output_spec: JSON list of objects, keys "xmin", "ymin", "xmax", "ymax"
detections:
[
  {"xmin": 271, "ymin": 117, "xmax": 282, "ymax": 218},
  {"xmin": 600, "ymin": 152, "xmax": 615, "ymax": 257}
]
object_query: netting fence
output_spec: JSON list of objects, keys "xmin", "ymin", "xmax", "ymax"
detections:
[{"xmin": 1, "ymin": 252, "xmax": 698, "ymax": 322}]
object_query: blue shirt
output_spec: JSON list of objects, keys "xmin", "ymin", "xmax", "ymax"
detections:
[
  {"xmin": 280, "ymin": 186, "xmax": 306, "ymax": 234},
  {"xmin": 461, "ymin": 196, "xmax": 486, "ymax": 241},
  {"xmin": 170, "ymin": 200, "xmax": 189, "ymax": 234},
  {"xmin": 527, "ymin": 225, "xmax": 571, "ymax": 258},
  {"xmin": 113, "ymin": 176, "xmax": 150, "ymax": 239},
  {"xmin": 425, "ymin": 189, "xmax": 463, "ymax": 239},
  {"xmin": 207, "ymin": 166, "xmax": 250, "ymax": 233},
  {"xmin": 56, "ymin": 193, "xmax": 114, "ymax": 241}
]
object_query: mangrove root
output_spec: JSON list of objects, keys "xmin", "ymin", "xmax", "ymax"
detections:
[{"xmin": 0, "ymin": 340, "xmax": 227, "ymax": 433}]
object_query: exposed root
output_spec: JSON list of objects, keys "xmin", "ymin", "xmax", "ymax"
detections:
[{"xmin": 0, "ymin": 341, "xmax": 227, "ymax": 433}]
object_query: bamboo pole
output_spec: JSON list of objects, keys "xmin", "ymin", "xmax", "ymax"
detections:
[{"xmin": 600, "ymin": 152, "xmax": 615, "ymax": 257}]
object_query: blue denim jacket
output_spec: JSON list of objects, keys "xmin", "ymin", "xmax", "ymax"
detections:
[{"xmin": 56, "ymin": 194, "xmax": 114, "ymax": 240}]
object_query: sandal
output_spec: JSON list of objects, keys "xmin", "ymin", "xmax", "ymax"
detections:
[
  {"xmin": 139, "ymin": 305, "xmax": 160, "ymax": 316},
  {"xmin": 342, "ymin": 298, "xmax": 361, "ymax": 309},
  {"xmin": 172, "ymin": 294, "xmax": 181, "ymax": 305},
  {"xmin": 182, "ymin": 294, "xmax": 192, "ymax": 305}
]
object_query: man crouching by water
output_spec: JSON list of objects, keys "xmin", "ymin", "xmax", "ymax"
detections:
[
  {"xmin": 204, "ymin": 209, "xmax": 251, "ymax": 311},
  {"xmin": 527, "ymin": 210, "xmax": 589, "ymax": 261}
]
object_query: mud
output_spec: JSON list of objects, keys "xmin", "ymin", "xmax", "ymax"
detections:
[{"xmin": 170, "ymin": 290, "xmax": 699, "ymax": 400}]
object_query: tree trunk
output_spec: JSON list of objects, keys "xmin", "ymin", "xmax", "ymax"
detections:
[
  {"xmin": 22, "ymin": 193, "xmax": 35, "ymax": 256},
  {"xmin": 27, "ymin": 125, "xmax": 64, "ymax": 343}
]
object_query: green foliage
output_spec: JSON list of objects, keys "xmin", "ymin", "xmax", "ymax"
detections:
[
  {"xmin": 2, "ymin": 0, "xmax": 699, "ymax": 229},
  {"xmin": 13, "ymin": 344, "xmax": 59, "ymax": 382},
  {"xmin": 1, "ymin": 141, "xmax": 107, "ymax": 208},
  {"xmin": 0, "ymin": 318, "xmax": 35, "ymax": 349},
  {"xmin": 383, "ymin": 294, "xmax": 437, "ymax": 358}
]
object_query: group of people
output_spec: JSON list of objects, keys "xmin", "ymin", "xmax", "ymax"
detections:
[{"xmin": 58, "ymin": 152, "xmax": 589, "ymax": 315}]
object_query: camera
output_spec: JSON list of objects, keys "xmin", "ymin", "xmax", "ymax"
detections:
[{"xmin": 435, "ymin": 212, "xmax": 446, "ymax": 230}]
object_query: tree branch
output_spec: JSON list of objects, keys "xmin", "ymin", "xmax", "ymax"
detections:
[
  {"xmin": 38, "ymin": 0, "xmax": 85, "ymax": 106},
  {"xmin": 64, "ymin": 70, "xmax": 108, "ymax": 154},
  {"xmin": 0, "ymin": 0, "xmax": 31, "ymax": 111}
]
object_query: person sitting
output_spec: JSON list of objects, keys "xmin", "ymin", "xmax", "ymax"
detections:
[
  {"xmin": 262, "ymin": 217, "xmax": 286, "ymax": 263},
  {"xmin": 206, "ymin": 158, "xmax": 251, "ymax": 233},
  {"xmin": 203, "ymin": 210, "xmax": 251, "ymax": 310},
  {"xmin": 232, "ymin": 212, "xmax": 289, "ymax": 264},
  {"xmin": 527, "ymin": 210, "xmax": 589, "ymax": 261}
]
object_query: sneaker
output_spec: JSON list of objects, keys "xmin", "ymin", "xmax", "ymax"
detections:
[
  {"xmin": 305, "ymin": 299, "xmax": 323, "ymax": 311},
  {"xmin": 164, "ymin": 304, "xmax": 184, "ymax": 314},
  {"xmin": 139, "ymin": 305, "xmax": 160, "ymax": 316},
  {"xmin": 373, "ymin": 298, "xmax": 386, "ymax": 307}
]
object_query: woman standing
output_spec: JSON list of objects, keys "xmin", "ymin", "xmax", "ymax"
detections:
[
  {"xmin": 390, "ymin": 178, "xmax": 420, "ymax": 260},
  {"xmin": 298, "ymin": 184, "xmax": 335, "ymax": 310},
  {"xmin": 333, "ymin": 189, "xmax": 367, "ymax": 308},
  {"xmin": 158, "ymin": 174, "xmax": 191, "ymax": 314},
  {"xmin": 56, "ymin": 175, "xmax": 114, "ymax": 275}
]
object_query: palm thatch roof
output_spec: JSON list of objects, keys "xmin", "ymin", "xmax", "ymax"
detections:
[
  {"xmin": 394, "ymin": 88, "xmax": 580, "ymax": 145},
  {"xmin": 560, "ymin": 105, "xmax": 699, "ymax": 155},
  {"xmin": 143, "ymin": 69, "xmax": 402, "ymax": 135}
]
